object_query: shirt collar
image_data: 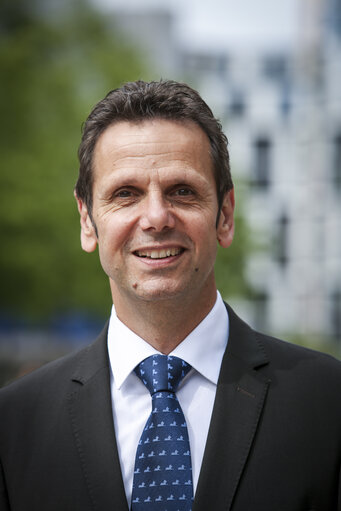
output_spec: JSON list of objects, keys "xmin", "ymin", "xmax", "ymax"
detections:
[{"xmin": 107, "ymin": 291, "xmax": 229, "ymax": 390}]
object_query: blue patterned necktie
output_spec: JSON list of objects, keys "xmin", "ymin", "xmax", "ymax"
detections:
[{"xmin": 131, "ymin": 355, "xmax": 193, "ymax": 511}]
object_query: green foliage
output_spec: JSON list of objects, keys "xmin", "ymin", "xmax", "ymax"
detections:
[
  {"xmin": 0, "ymin": 0, "xmax": 146, "ymax": 321},
  {"xmin": 215, "ymin": 218, "xmax": 253, "ymax": 301},
  {"xmin": 215, "ymin": 184, "xmax": 254, "ymax": 301}
]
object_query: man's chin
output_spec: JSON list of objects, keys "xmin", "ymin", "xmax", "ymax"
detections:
[{"xmin": 128, "ymin": 281, "xmax": 188, "ymax": 303}]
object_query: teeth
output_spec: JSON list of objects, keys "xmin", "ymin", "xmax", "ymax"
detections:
[{"xmin": 136, "ymin": 248, "xmax": 182, "ymax": 259}]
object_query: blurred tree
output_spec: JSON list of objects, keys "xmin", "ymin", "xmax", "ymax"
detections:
[
  {"xmin": 0, "ymin": 0, "xmax": 146, "ymax": 322},
  {"xmin": 215, "ymin": 206, "xmax": 253, "ymax": 301}
]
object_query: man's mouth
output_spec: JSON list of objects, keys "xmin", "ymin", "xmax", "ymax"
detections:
[{"xmin": 134, "ymin": 247, "xmax": 184, "ymax": 259}]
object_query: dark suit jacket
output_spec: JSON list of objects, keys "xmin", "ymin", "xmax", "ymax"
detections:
[{"xmin": 0, "ymin": 304, "xmax": 340, "ymax": 510}]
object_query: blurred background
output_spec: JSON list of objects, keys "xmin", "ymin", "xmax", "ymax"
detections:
[{"xmin": 1, "ymin": 0, "xmax": 340, "ymax": 386}]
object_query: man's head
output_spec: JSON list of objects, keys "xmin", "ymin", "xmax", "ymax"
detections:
[
  {"xmin": 74, "ymin": 80, "xmax": 235, "ymax": 320},
  {"xmin": 75, "ymin": 80, "xmax": 233, "ymax": 219}
]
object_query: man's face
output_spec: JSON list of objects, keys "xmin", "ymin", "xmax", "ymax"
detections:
[{"xmin": 77, "ymin": 119, "xmax": 234, "ymax": 308}]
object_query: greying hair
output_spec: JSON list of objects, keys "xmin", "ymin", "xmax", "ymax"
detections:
[{"xmin": 75, "ymin": 80, "xmax": 233, "ymax": 215}]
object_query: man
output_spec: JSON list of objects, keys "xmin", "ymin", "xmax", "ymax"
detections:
[{"xmin": 0, "ymin": 80, "xmax": 340, "ymax": 511}]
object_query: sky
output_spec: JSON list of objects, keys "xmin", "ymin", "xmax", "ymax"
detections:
[{"xmin": 91, "ymin": 0, "xmax": 300, "ymax": 51}]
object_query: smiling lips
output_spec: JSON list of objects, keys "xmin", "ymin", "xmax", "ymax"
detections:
[{"xmin": 134, "ymin": 247, "xmax": 184, "ymax": 259}]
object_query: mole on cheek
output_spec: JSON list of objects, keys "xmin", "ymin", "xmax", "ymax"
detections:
[
  {"xmin": 194, "ymin": 268, "xmax": 199, "ymax": 272},
  {"xmin": 132, "ymin": 282, "xmax": 138, "ymax": 289}
]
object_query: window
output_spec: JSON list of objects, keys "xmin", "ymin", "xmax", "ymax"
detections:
[
  {"xmin": 276, "ymin": 213, "xmax": 289, "ymax": 267},
  {"xmin": 181, "ymin": 52, "xmax": 228, "ymax": 78},
  {"xmin": 333, "ymin": 134, "xmax": 341, "ymax": 189},
  {"xmin": 331, "ymin": 289, "xmax": 341, "ymax": 341},
  {"xmin": 229, "ymin": 91, "xmax": 245, "ymax": 118},
  {"xmin": 253, "ymin": 291, "xmax": 268, "ymax": 332},
  {"xmin": 262, "ymin": 55, "xmax": 287, "ymax": 83},
  {"xmin": 253, "ymin": 137, "xmax": 271, "ymax": 188},
  {"xmin": 329, "ymin": 0, "xmax": 341, "ymax": 38}
]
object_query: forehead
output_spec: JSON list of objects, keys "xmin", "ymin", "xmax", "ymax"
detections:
[{"xmin": 92, "ymin": 119, "xmax": 214, "ymax": 182}]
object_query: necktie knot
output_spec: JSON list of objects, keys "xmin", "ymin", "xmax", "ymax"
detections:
[{"xmin": 135, "ymin": 355, "xmax": 191, "ymax": 395}]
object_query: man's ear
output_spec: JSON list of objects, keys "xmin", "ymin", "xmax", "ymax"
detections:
[
  {"xmin": 74, "ymin": 191, "xmax": 98, "ymax": 253},
  {"xmin": 216, "ymin": 188, "xmax": 235, "ymax": 248}
]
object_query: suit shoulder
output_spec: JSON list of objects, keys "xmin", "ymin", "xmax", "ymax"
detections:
[
  {"xmin": 258, "ymin": 330, "xmax": 340, "ymax": 362},
  {"xmin": 0, "ymin": 322, "xmax": 109, "ymax": 401},
  {"xmin": 226, "ymin": 302, "xmax": 341, "ymax": 377},
  {"xmin": 0, "ymin": 344, "xmax": 88, "ymax": 400},
  {"xmin": 256, "ymin": 331, "xmax": 341, "ymax": 382}
]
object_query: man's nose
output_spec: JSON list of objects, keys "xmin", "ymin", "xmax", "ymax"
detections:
[{"xmin": 139, "ymin": 192, "xmax": 176, "ymax": 232}]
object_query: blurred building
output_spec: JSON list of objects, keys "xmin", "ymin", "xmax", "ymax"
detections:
[{"xmin": 110, "ymin": 0, "xmax": 341, "ymax": 346}]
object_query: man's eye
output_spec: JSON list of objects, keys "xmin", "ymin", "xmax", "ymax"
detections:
[
  {"xmin": 116, "ymin": 189, "xmax": 133, "ymax": 198},
  {"xmin": 174, "ymin": 188, "xmax": 193, "ymax": 196}
]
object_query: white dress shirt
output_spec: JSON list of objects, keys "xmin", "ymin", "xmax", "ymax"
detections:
[{"xmin": 107, "ymin": 291, "xmax": 229, "ymax": 506}]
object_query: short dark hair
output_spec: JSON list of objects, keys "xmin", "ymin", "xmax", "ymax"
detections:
[{"xmin": 75, "ymin": 80, "xmax": 233, "ymax": 215}]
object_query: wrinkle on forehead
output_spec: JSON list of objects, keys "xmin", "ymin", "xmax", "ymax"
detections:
[
  {"xmin": 94, "ymin": 119, "xmax": 209, "ymax": 165},
  {"xmin": 92, "ymin": 119, "xmax": 214, "ymax": 194},
  {"xmin": 101, "ymin": 151, "xmax": 202, "ymax": 172}
]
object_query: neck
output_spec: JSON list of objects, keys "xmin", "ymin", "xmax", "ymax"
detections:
[{"xmin": 111, "ymin": 286, "xmax": 217, "ymax": 354}]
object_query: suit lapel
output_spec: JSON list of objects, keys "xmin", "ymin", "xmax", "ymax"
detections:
[
  {"xmin": 193, "ymin": 305, "xmax": 270, "ymax": 511},
  {"xmin": 68, "ymin": 325, "xmax": 129, "ymax": 511}
]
